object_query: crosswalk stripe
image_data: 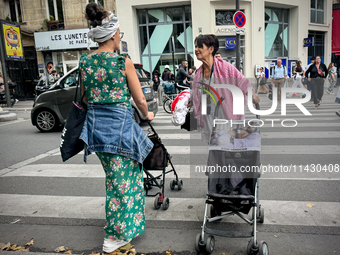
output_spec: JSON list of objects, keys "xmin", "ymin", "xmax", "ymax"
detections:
[
  {"xmin": 50, "ymin": 145, "xmax": 340, "ymax": 156},
  {"xmin": 3, "ymin": 164, "xmax": 339, "ymax": 180},
  {"xmin": 0, "ymin": 194, "xmax": 339, "ymax": 227}
]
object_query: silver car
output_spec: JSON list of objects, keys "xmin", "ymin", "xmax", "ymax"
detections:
[{"xmin": 31, "ymin": 65, "xmax": 158, "ymax": 132}]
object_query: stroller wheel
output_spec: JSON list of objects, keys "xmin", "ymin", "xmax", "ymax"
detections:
[
  {"xmin": 247, "ymin": 237, "xmax": 258, "ymax": 255},
  {"xmin": 258, "ymin": 241, "xmax": 269, "ymax": 255},
  {"xmin": 257, "ymin": 207, "xmax": 264, "ymax": 223},
  {"xmin": 205, "ymin": 235, "xmax": 215, "ymax": 254},
  {"xmin": 154, "ymin": 195, "xmax": 161, "ymax": 210},
  {"xmin": 170, "ymin": 180, "xmax": 175, "ymax": 190},
  {"xmin": 161, "ymin": 197, "xmax": 170, "ymax": 210},
  {"xmin": 195, "ymin": 234, "xmax": 206, "ymax": 252},
  {"xmin": 259, "ymin": 241, "xmax": 269, "ymax": 255},
  {"xmin": 177, "ymin": 179, "xmax": 183, "ymax": 190}
]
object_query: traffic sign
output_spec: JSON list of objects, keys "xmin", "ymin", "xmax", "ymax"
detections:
[{"xmin": 233, "ymin": 11, "xmax": 246, "ymax": 28}]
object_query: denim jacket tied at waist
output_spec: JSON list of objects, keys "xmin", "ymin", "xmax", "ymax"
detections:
[{"xmin": 79, "ymin": 104, "xmax": 153, "ymax": 164}]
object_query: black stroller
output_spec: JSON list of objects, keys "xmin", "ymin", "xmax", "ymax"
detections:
[
  {"xmin": 143, "ymin": 121, "xmax": 183, "ymax": 210},
  {"xmin": 195, "ymin": 100, "xmax": 268, "ymax": 255}
]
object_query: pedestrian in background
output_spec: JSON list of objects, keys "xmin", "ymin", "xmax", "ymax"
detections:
[
  {"xmin": 257, "ymin": 67, "xmax": 269, "ymax": 95},
  {"xmin": 271, "ymin": 59, "xmax": 287, "ymax": 101},
  {"xmin": 152, "ymin": 70, "xmax": 160, "ymax": 92},
  {"xmin": 175, "ymin": 60, "xmax": 192, "ymax": 88},
  {"xmin": 162, "ymin": 65, "xmax": 172, "ymax": 81},
  {"xmin": 326, "ymin": 63, "xmax": 336, "ymax": 94},
  {"xmin": 79, "ymin": 3, "xmax": 154, "ymax": 253},
  {"xmin": 304, "ymin": 56, "xmax": 328, "ymax": 109},
  {"xmin": 287, "ymin": 61, "xmax": 305, "ymax": 97}
]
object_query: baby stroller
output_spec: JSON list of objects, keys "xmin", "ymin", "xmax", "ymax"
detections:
[
  {"xmin": 143, "ymin": 121, "xmax": 183, "ymax": 210},
  {"xmin": 195, "ymin": 99, "xmax": 268, "ymax": 255}
]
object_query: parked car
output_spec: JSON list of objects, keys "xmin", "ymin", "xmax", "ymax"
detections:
[{"xmin": 31, "ymin": 64, "xmax": 158, "ymax": 132}]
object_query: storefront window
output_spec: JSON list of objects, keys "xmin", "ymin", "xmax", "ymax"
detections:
[
  {"xmin": 265, "ymin": 8, "xmax": 289, "ymax": 58},
  {"xmin": 308, "ymin": 31, "xmax": 325, "ymax": 62},
  {"xmin": 137, "ymin": 6, "xmax": 193, "ymax": 74},
  {"xmin": 166, "ymin": 7, "xmax": 183, "ymax": 22},
  {"xmin": 63, "ymin": 51, "xmax": 78, "ymax": 61},
  {"xmin": 217, "ymin": 36, "xmax": 245, "ymax": 74}
]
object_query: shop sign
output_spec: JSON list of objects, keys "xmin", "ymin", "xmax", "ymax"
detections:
[
  {"xmin": 34, "ymin": 28, "xmax": 98, "ymax": 51},
  {"xmin": 216, "ymin": 27, "xmax": 245, "ymax": 34},
  {"xmin": 225, "ymin": 37, "xmax": 236, "ymax": 49},
  {"xmin": 303, "ymin": 37, "xmax": 314, "ymax": 47},
  {"xmin": 0, "ymin": 20, "xmax": 24, "ymax": 61}
]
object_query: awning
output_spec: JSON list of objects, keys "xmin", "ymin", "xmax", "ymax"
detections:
[{"xmin": 332, "ymin": 9, "xmax": 340, "ymax": 53}]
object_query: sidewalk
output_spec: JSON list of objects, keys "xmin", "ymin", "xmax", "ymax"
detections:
[{"xmin": 1, "ymin": 100, "xmax": 34, "ymax": 112}]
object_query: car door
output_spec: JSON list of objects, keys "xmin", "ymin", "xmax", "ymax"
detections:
[{"xmin": 55, "ymin": 70, "xmax": 80, "ymax": 120}]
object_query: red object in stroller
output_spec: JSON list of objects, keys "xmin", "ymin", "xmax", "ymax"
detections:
[
  {"xmin": 195, "ymin": 100, "xmax": 268, "ymax": 255},
  {"xmin": 143, "ymin": 121, "xmax": 183, "ymax": 210}
]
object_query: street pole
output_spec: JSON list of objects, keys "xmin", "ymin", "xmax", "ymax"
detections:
[
  {"xmin": 0, "ymin": 35, "xmax": 12, "ymax": 107},
  {"xmin": 171, "ymin": 36, "xmax": 176, "ymax": 78},
  {"xmin": 235, "ymin": 0, "xmax": 240, "ymax": 71}
]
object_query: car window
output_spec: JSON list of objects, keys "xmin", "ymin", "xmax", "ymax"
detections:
[
  {"xmin": 135, "ymin": 68, "xmax": 148, "ymax": 79},
  {"xmin": 62, "ymin": 71, "xmax": 79, "ymax": 88}
]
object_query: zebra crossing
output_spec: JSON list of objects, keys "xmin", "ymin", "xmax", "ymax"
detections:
[{"xmin": 0, "ymin": 93, "xmax": 340, "ymax": 254}]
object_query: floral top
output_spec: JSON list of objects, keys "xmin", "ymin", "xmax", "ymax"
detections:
[{"xmin": 79, "ymin": 52, "xmax": 131, "ymax": 107}]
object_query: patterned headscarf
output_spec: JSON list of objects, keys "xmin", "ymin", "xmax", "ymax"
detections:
[{"xmin": 88, "ymin": 11, "xmax": 120, "ymax": 43}]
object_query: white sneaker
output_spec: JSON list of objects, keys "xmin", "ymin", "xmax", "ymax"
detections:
[
  {"xmin": 15, "ymin": 99, "xmax": 19, "ymax": 104},
  {"xmin": 103, "ymin": 238, "xmax": 129, "ymax": 253}
]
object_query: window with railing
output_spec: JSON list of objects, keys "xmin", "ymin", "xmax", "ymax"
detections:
[
  {"xmin": 7, "ymin": 0, "xmax": 21, "ymax": 23},
  {"xmin": 310, "ymin": 0, "xmax": 324, "ymax": 24},
  {"xmin": 45, "ymin": 0, "xmax": 64, "ymax": 30}
]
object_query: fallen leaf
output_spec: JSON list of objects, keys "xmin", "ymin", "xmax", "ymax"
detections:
[
  {"xmin": 274, "ymin": 235, "xmax": 278, "ymax": 238},
  {"xmin": 0, "ymin": 243, "xmax": 7, "ymax": 250},
  {"xmin": 89, "ymin": 253, "xmax": 100, "ymax": 255},
  {"xmin": 13, "ymin": 246, "xmax": 25, "ymax": 251},
  {"xmin": 2, "ymin": 243, "xmax": 11, "ymax": 250},
  {"xmin": 26, "ymin": 239, "xmax": 34, "ymax": 246},
  {"xmin": 130, "ymin": 248, "xmax": 136, "ymax": 254},
  {"xmin": 306, "ymin": 203, "xmax": 314, "ymax": 208},
  {"xmin": 7, "ymin": 244, "xmax": 17, "ymax": 251},
  {"xmin": 64, "ymin": 250, "xmax": 72, "ymax": 254},
  {"xmin": 166, "ymin": 249, "xmax": 171, "ymax": 254},
  {"xmin": 54, "ymin": 246, "xmax": 67, "ymax": 252}
]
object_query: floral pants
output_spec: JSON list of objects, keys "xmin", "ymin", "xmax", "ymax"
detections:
[{"xmin": 96, "ymin": 152, "xmax": 145, "ymax": 242}]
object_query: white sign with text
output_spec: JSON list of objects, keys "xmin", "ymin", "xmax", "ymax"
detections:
[{"xmin": 34, "ymin": 29, "xmax": 98, "ymax": 51}]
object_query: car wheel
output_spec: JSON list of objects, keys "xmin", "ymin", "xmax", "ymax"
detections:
[{"xmin": 35, "ymin": 109, "xmax": 59, "ymax": 132}]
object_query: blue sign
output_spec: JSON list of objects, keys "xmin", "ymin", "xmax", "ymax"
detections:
[
  {"xmin": 121, "ymin": 41, "xmax": 128, "ymax": 52},
  {"xmin": 303, "ymin": 37, "xmax": 314, "ymax": 47},
  {"xmin": 225, "ymin": 37, "xmax": 236, "ymax": 49}
]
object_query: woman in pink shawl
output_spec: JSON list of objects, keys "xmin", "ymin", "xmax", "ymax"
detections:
[{"xmin": 192, "ymin": 34, "xmax": 259, "ymax": 121}]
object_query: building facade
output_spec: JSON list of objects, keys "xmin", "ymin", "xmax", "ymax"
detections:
[
  {"xmin": 117, "ymin": 0, "xmax": 333, "ymax": 78},
  {"xmin": 0, "ymin": 0, "xmax": 116, "ymax": 98}
]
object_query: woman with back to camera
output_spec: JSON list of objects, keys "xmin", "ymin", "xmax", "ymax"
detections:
[{"xmin": 79, "ymin": 3, "xmax": 154, "ymax": 253}]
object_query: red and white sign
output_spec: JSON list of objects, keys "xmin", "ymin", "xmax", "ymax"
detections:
[{"xmin": 233, "ymin": 11, "xmax": 246, "ymax": 28}]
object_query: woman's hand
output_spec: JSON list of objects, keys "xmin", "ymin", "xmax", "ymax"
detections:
[{"xmin": 146, "ymin": 112, "xmax": 154, "ymax": 121}]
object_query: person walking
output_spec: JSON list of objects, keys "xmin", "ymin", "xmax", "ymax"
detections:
[
  {"xmin": 162, "ymin": 65, "xmax": 172, "ymax": 81},
  {"xmin": 79, "ymin": 3, "xmax": 154, "ymax": 253},
  {"xmin": 304, "ymin": 56, "xmax": 328, "ymax": 109},
  {"xmin": 287, "ymin": 61, "xmax": 305, "ymax": 97},
  {"xmin": 302, "ymin": 57, "xmax": 315, "ymax": 99},
  {"xmin": 152, "ymin": 70, "xmax": 160, "ymax": 92},
  {"xmin": 326, "ymin": 63, "xmax": 337, "ymax": 94},
  {"xmin": 175, "ymin": 60, "xmax": 193, "ymax": 88},
  {"xmin": 271, "ymin": 59, "xmax": 287, "ymax": 101},
  {"xmin": 257, "ymin": 67, "xmax": 269, "ymax": 94}
]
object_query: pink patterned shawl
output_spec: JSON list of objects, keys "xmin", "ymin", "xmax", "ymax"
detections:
[{"xmin": 192, "ymin": 57, "xmax": 253, "ymax": 120}]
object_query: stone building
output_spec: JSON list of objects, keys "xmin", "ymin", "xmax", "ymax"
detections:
[{"xmin": 0, "ymin": 0, "xmax": 116, "ymax": 98}]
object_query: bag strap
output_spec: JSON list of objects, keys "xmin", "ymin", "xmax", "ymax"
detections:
[{"xmin": 74, "ymin": 69, "xmax": 86, "ymax": 103}]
